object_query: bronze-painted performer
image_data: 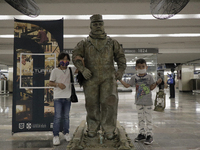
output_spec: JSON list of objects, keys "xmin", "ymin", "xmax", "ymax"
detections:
[{"xmin": 72, "ymin": 14, "xmax": 126, "ymax": 140}]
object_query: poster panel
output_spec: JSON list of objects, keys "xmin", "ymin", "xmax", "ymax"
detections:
[{"xmin": 12, "ymin": 19, "xmax": 63, "ymax": 133}]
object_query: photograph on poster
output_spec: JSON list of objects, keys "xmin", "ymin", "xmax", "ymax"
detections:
[
  {"xmin": 16, "ymin": 104, "xmax": 32, "ymax": 121},
  {"xmin": 44, "ymin": 102, "xmax": 54, "ymax": 118},
  {"xmin": 19, "ymin": 89, "xmax": 33, "ymax": 101},
  {"xmin": 17, "ymin": 49, "xmax": 33, "ymax": 76},
  {"xmin": 14, "ymin": 22, "xmax": 60, "ymax": 53},
  {"xmin": 44, "ymin": 54, "xmax": 57, "ymax": 78},
  {"xmin": 44, "ymin": 80, "xmax": 54, "ymax": 118},
  {"xmin": 17, "ymin": 53, "xmax": 56, "ymax": 89},
  {"xmin": 21, "ymin": 76, "xmax": 33, "ymax": 87},
  {"xmin": 44, "ymin": 80, "xmax": 54, "ymax": 104}
]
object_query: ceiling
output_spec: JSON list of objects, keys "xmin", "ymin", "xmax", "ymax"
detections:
[{"xmin": 0, "ymin": 0, "xmax": 200, "ymax": 68}]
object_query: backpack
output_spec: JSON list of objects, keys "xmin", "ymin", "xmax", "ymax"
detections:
[{"xmin": 167, "ymin": 78, "xmax": 174, "ymax": 84}]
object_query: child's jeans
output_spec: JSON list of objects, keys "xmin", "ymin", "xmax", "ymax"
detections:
[
  {"xmin": 53, "ymin": 98, "xmax": 71, "ymax": 136},
  {"xmin": 136, "ymin": 105, "xmax": 153, "ymax": 136}
]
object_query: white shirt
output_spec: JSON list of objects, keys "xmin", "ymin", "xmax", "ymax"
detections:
[{"xmin": 49, "ymin": 67, "xmax": 76, "ymax": 99}]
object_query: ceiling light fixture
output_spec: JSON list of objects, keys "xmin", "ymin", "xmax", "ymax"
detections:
[
  {"xmin": 1, "ymin": 33, "xmax": 200, "ymax": 39},
  {"xmin": 0, "ymin": 14, "xmax": 200, "ymax": 20}
]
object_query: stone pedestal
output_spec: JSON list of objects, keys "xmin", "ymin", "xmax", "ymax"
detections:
[{"xmin": 67, "ymin": 120, "xmax": 134, "ymax": 150}]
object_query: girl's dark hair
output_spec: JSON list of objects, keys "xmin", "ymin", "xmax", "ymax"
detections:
[
  {"xmin": 58, "ymin": 52, "xmax": 70, "ymax": 61},
  {"xmin": 136, "ymin": 58, "xmax": 146, "ymax": 66},
  {"xmin": 57, "ymin": 52, "xmax": 70, "ymax": 67}
]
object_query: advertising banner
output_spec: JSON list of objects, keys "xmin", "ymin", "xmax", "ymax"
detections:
[{"xmin": 12, "ymin": 19, "xmax": 63, "ymax": 133}]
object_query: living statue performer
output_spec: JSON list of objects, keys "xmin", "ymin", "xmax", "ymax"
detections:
[{"xmin": 72, "ymin": 14, "xmax": 126, "ymax": 140}]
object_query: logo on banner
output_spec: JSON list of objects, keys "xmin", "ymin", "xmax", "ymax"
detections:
[
  {"xmin": 50, "ymin": 123, "xmax": 53, "ymax": 128},
  {"xmin": 26, "ymin": 122, "xmax": 32, "ymax": 130},
  {"xmin": 19, "ymin": 123, "xmax": 25, "ymax": 129}
]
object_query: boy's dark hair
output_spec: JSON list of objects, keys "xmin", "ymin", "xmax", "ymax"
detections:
[
  {"xmin": 136, "ymin": 58, "xmax": 146, "ymax": 66},
  {"xmin": 58, "ymin": 52, "xmax": 70, "ymax": 61}
]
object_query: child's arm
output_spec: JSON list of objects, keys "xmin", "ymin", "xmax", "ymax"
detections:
[
  {"xmin": 150, "ymin": 78, "xmax": 162, "ymax": 90},
  {"xmin": 120, "ymin": 80, "xmax": 131, "ymax": 88}
]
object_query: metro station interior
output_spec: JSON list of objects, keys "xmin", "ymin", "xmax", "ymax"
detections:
[{"xmin": 0, "ymin": 0, "xmax": 200, "ymax": 150}]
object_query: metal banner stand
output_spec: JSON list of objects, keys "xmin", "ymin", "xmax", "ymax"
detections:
[{"xmin": 0, "ymin": 80, "xmax": 9, "ymax": 95}]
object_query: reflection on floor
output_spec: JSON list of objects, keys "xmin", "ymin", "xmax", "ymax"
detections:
[{"xmin": 0, "ymin": 88, "xmax": 200, "ymax": 150}]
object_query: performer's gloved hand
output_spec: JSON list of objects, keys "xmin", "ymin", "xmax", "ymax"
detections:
[
  {"xmin": 82, "ymin": 68, "xmax": 92, "ymax": 80},
  {"xmin": 115, "ymin": 71, "xmax": 123, "ymax": 80}
]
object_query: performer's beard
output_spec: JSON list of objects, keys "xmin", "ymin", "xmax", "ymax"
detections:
[{"xmin": 89, "ymin": 30, "xmax": 107, "ymax": 39}]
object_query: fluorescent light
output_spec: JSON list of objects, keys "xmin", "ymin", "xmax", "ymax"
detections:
[
  {"xmin": 0, "ymin": 35, "xmax": 14, "ymax": 38},
  {"xmin": 126, "ymin": 62, "xmax": 153, "ymax": 65},
  {"xmin": 110, "ymin": 34, "xmax": 161, "ymax": 37},
  {"xmin": 1, "ymin": 69, "xmax": 8, "ymax": 72},
  {"xmin": 170, "ymin": 14, "xmax": 200, "ymax": 19},
  {"xmin": 63, "ymin": 34, "xmax": 88, "ymax": 38},
  {"xmin": 1, "ymin": 33, "xmax": 200, "ymax": 39},
  {"xmin": 110, "ymin": 33, "xmax": 200, "ymax": 38},
  {"xmin": 66, "ymin": 33, "xmax": 200, "ymax": 38},
  {"xmin": 168, "ymin": 33, "xmax": 200, "ymax": 37},
  {"xmin": 1, "ymin": 14, "xmax": 200, "ymax": 20}
]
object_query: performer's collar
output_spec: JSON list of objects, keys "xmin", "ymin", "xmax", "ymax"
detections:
[{"xmin": 89, "ymin": 32, "xmax": 107, "ymax": 39}]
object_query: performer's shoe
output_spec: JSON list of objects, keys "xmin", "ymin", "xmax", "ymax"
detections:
[{"xmin": 87, "ymin": 131, "xmax": 97, "ymax": 138}]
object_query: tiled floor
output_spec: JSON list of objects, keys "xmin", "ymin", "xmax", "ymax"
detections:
[{"xmin": 0, "ymin": 87, "xmax": 200, "ymax": 150}]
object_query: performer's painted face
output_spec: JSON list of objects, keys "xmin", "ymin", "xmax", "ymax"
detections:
[{"xmin": 90, "ymin": 21, "xmax": 105, "ymax": 35}]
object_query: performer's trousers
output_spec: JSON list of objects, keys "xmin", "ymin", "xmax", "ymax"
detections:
[{"xmin": 83, "ymin": 77, "xmax": 118, "ymax": 134}]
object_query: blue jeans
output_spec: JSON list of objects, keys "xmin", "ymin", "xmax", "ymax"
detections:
[{"xmin": 53, "ymin": 98, "xmax": 71, "ymax": 136}]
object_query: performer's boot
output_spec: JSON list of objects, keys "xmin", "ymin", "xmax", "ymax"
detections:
[
  {"xmin": 87, "ymin": 131, "xmax": 97, "ymax": 138},
  {"xmin": 105, "ymin": 132, "xmax": 114, "ymax": 140}
]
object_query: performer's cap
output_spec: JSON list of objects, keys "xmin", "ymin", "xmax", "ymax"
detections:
[{"xmin": 90, "ymin": 14, "xmax": 103, "ymax": 23}]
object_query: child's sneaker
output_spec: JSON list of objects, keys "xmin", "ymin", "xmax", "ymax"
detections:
[
  {"xmin": 144, "ymin": 135, "xmax": 153, "ymax": 145},
  {"xmin": 134, "ymin": 134, "xmax": 146, "ymax": 142},
  {"xmin": 53, "ymin": 136, "xmax": 60, "ymax": 146},
  {"xmin": 64, "ymin": 133, "xmax": 71, "ymax": 141}
]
